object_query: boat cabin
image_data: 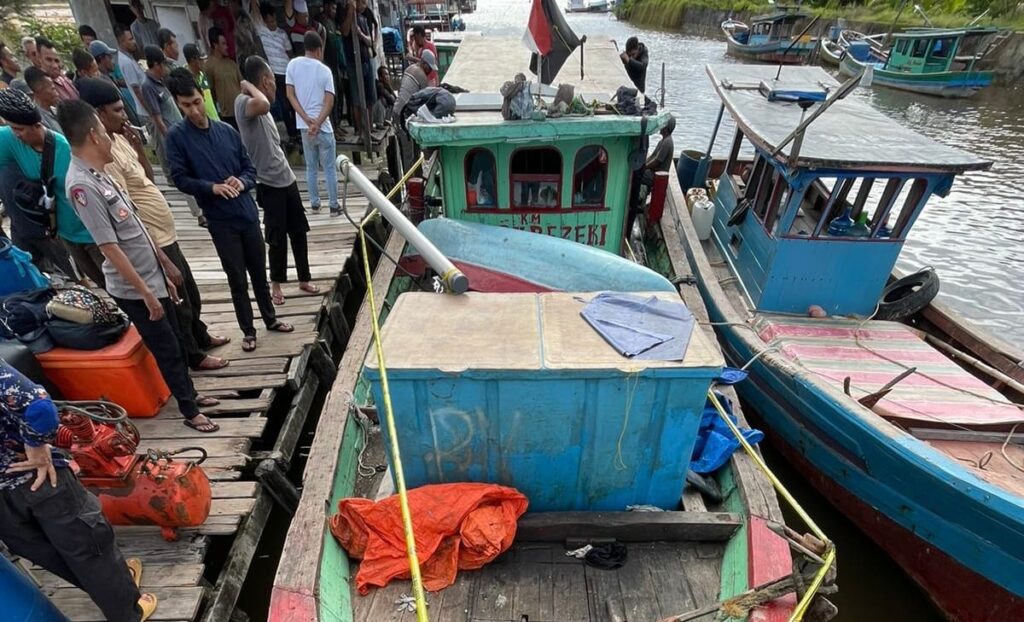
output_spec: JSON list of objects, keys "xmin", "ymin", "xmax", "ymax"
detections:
[
  {"xmin": 704, "ymin": 65, "xmax": 991, "ymax": 316},
  {"xmin": 877, "ymin": 27, "xmax": 1000, "ymax": 74},
  {"xmin": 738, "ymin": 8, "xmax": 811, "ymax": 45},
  {"xmin": 408, "ymin": 35, "xmax": 669, "ymax": 255}
]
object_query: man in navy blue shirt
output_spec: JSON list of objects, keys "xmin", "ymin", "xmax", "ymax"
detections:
[
  {"xmin": 164, "ymin": 68, "xmax": 293, "ymax": 352},
  {"xmin": 0, "ymin": 360, "xmax": 157, "ymax": 621}
]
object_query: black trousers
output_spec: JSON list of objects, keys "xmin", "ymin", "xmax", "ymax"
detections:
[
  {"xmin": 208, "ymin": 222, "xmax": 277, "ymax": 338},
  {"xmin": 65, "ymin": 240, "xmax": 106, "ymax": 288},
  {"xmin": 274, "ymin": 73, "xmax": 297, "ymax": 138},
  {"xmin": 0, "ymin": 468, "xmax": 142, "ymax": 622},
  {"xmin": 221, "ymin": 115, "xmax": 238, "ymax": 131},
  {"xmin": 112, "ymin": 295, "xmax": 199, "ymax": 419},
  {"xmin": 256, "ymin": 182, "xmax": 311, "ymax": 284},
  {"xmin": 17, "ymin": 235, "xmax": 79, "ymax": 280},
  {"xmin": 162, "ymin": 242, "xmax": 212, "ymax": 368}
]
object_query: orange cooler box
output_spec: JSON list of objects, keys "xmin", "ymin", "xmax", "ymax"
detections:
[{"xmin": 36, "ymin": 325, "xmax": 170, "ymax": 417}]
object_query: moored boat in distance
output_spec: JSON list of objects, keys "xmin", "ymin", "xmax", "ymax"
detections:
[
  {"xmin": 840, "ymin": 27, "xmax": 1001, "ymax": 97},
  {"xmin": 670, "ymin": 63, "xmax": 1024, "ymax": 619},
  {"xmin": 566, "ymin": 0, "xmax": 612, "ymax": 13},
  {"xmin": 721, "ymin": 5, "xmax": 818, "ymax": 64},
  {"xmin": 819, "ymin": 27, "xmax": 884, "ymax": 68},
  {"xmin": 270, "ymin": 32, "xmax": 837, "ymax": 622}
]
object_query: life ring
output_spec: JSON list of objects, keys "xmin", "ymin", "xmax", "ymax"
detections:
[{"xmin": 875, "ymin": 268, "xmax": 939, "ymax": 321}]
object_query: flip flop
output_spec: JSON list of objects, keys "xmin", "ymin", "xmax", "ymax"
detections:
[
  {"xmin": 195, "ymin": 356, "xmax": 229, "ymax": 371},
  {"xmin": 206, "ymin": 335, "xmax": 231, "ymax": 347},
  {"xmin": 272, "ymin": 291, "xmax": 286, "ymax": 305},
  {"xmin": 196, "ymin": 396, "xmax": 220, "ymax": 407},
  {"xmin": 268, "ymin": 321, "xmax": 294, "ymax": 333},
  {"xmin": 298, "ymin": 283, "xmax": 321, "ymax": 294},
  {"xmin": 183, "ymin": 417, "xmax": 220, "ymax": 433},
  {"xmin": 139, "ymin": 593, "xmax": 158, "ymax": 622},
  {"xmin": 242, "ymin": 336, "xmax": 257, "ymax": 352},
  {"xmin": 126, "ymin": 558, "xmax": 142, "ymax": 588}
]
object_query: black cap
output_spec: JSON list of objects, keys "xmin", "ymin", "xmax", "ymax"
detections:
[{"xmin": 183, "ymin": 43, "xmax": 204, "ymax": 62}]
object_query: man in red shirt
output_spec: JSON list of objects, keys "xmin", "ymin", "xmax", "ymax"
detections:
[
  {"xmin": 406, "ymin": 25, "xmax": 436, "ymax": 65},
  {"xmin": 198, "ymin": 0, "xmax": 237, "ymax": 58}
]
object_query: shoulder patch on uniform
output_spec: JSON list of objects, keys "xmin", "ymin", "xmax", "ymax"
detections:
[
  {"xmin": 118, "ymin": 208, "xmax": 129, "ymax": 219},
  {"xmin": 72, "ymin": 187, "xmax": 87, "ymax": 207}
]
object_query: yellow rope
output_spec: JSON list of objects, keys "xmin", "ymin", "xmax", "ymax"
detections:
[
  {"xmin": 358, "ymin": 180, "xmax": 429, "ymax": 622},
  {"xmin": 706, "ymin": 390, "xmax": 835, "ymax": 622},
  {"xmin": 362, "ymin": 155, "xmax": 426, "ymax": 224}
]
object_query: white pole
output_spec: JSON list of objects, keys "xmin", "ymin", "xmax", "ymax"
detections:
[{"xmin": 337, "ymin": 155, "xmax": 469, "ymax": 294}]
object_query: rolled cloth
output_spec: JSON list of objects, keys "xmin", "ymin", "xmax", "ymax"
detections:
[
  {"xmin": 77, "ymin": 77, "xmax": 122, "ymax": 108},
  {"xmin": 0, "ymin": 88, "xmax": 41, "ymax": 125}
]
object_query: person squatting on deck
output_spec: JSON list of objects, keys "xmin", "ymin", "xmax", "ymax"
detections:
[
  {"xmin": 0, "ymin": 89, "xmax": 106, "ymax": 286},
  {"xmin": 238, "ymin": 56, "xmax": 320, "ymax": 305},
  {"xmin": 164, "ymin": 68, "xmax": 295, "ymax": 353},
  {"xmin": 58, "ymin": 99, "xmax": 221, "ymax": 434},
  {"xmin": 0, "ymin": 361, "xmax": 158, "ymax": 622},
  {"xmin": 76, "ymin": 77, "xmax": 232, "ymax": 372}
]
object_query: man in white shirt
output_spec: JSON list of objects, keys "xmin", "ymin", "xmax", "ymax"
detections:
[
  {"xmin": 254, "ymin": 1, "xmax": 296, "ymax": 140},
  {"xmin": 115, "ymin": 25, "xmax": 149, "ymax": 123},
  {"xmin": 285, "ymin": 31, "xmax": 336, "ymax": 214}
]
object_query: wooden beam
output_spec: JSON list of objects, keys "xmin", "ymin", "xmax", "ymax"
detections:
[
  {"xmin": 515, "ymin": 511, "xmax": 742, "ymax": 543},
  {"xmin": 200, "ymin": 492, "xmax": 273, "ymax": 622},
  {"xmin": 910, "ymin": 427, "xmax": 1024, "ymax": 444},
  {"xmin": 275, "ymin": 373, "xmax": 320, "ymax": 466}
]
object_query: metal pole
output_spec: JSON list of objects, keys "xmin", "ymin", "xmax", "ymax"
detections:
[
  {"xmin": 337, "ymin": 155, "xmax": 469, "ymax": 294},
  {"xmin": 660, "ymin": 62, "xmax": 665, "ymax": 108},
  {"xmin": 706, "ymin": 102, "xmax": 725, "ymax": 155}
]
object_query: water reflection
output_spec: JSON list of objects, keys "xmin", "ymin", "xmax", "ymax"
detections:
[{"xmin": 468, "ymin": 2, "xmax": 1024, "ymax": 348}]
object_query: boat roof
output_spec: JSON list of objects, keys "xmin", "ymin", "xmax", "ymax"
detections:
[
  {"xmin": 894, "ymin": 26, "xmax": 1000, "ymax": 40},
  {"xmin": 706, "ymin": 64, "xmax": 992, "ymax": 173},
  {"xmin": 752, "ymin": 10, "xmax": 809, "ymax": 23},
  {"xmin": 441, "ymin": 35, "xmax": 631, "ymax": 102}
]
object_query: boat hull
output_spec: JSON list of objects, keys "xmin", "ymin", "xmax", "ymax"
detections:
[
  {"xmin": 699, "ymin": 304, "xmax": 1024, "ymax": 621},
  {"xmin": 840, "ymin": 52, "xmax": 993, "ymax": 98},
  {"xmin": 722, "ymin": 32, "xmax": 815, "ymax": 64},
  {"xmin": 819, "ymin": 38, "xmax": 842, "ymax": 67}
]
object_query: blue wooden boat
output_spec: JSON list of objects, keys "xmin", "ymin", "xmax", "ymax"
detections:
[
  {"xmin": 668, "ymin": 63, "xmax": 1024, "ymax": 620},
  {"xmin": 721, "ymin": 7, "xmax": 817, "ymax": 64}
]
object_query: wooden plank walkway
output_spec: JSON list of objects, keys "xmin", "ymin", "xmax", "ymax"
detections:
[{"xmin": 31, "ymin": 164, "xmax": 384, "ymax": 622}]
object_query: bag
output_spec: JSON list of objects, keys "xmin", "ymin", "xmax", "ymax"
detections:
[
  {"xmin": 48, "ymin": 315, "xmax": 129, "ymax": 350},
  {"xmin": 381, "ymin": 27, "xmax": 403, "ymax": 54},
  {"xmin": 0, "ymin": 287, "xmax": 55, "ymax": 353},
  {"xmin": 47, "ymin": 285, "xmax": 128, "ymax": 326},
  {"xmin": 11, "ymin": 130, "xmax": 58, "ymax": 237},
  {"xmin": 0, "ymin": 237, "xmax": 49, "ymax": 297}
]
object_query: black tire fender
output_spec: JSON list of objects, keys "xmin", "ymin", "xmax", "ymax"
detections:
[{"xmin": 875, "ymin": 268, "xmax": 940, "ymax": 321}]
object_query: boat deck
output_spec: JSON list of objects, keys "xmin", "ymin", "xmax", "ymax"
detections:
[{"xmin": 23, "ymin": 165, "xmax": 382, "ymax": 622}]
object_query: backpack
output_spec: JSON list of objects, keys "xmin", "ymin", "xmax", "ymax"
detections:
[{"xmin": 11, "ymin": 130, "xmax": 58, "ymax": 237}]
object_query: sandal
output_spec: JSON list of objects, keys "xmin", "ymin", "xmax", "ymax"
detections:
[
  {"xmin": 183, "ymin": 415, "xmax": 220, "ymax": 433},
  {"xmin": 298, "ymin": 282, "xmax": 321, "ymax": 294},
  {"xmin": 272, "ymin": 291, "xmax": 286, "ymax": 306},
  {"xmin": 268, "ymin": 321, "xmax": 294, "ymax": 333},
  {"xmin": 242, "ymin": 335, "xmax": 257, "ymax": 352},
  {"xmin": 196, "ymin": 396, "xmax": 221, "ymax": 407},
  {"xmin": 126, "ymin": 558, "xmax": 143, "ymax": 588},
  {"xmin": 139, "ymin": 593, "xmax": 158, "ymax": 622},
  {"xmin": 195, "ymin": 355, "xmax": 229, "ymax": 371},
  {"xmin": 206, "ymin": 334, "xmax": 231, "ymax": 347}
]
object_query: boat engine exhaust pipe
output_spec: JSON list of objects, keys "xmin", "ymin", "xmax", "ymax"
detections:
[{"xmin": 336, "ymin": 155, "xmax": 470, "ymax": 294}]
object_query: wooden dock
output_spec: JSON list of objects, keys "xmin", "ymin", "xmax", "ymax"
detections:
[{"xmin": 27, "ymin": 164, "xmax": 392, "ymax": 622}]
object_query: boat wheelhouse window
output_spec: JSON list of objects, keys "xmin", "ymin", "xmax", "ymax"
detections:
[
  {"xmin": 896, "ymin": 39, "xmax": 909, "ymax": 55},
  {"xmin": 912, "ymin": 38, "xmax": 930, "ymax": 58},
  {"xmin": 930, "ymin": 38, "xmax": 955, "ymax": 58},
  {"xmin": 510, "ymin": 147, "xmax": 562, "ymax": 208},
  {"xmin": 465, "ymin": 148, "xmax": 497, "ymax": 208},
  {"xmin": 572, "ymin": 146, "xmax": 608, "ymax": 208},
  {"xmin": 788, "ymin": 176, "xmax": 928, "ymax": 239}
]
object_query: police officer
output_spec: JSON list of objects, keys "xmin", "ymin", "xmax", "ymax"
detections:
[{"xmin": 56, "ymin": 99, "xmax": 220, "ymax": 434}]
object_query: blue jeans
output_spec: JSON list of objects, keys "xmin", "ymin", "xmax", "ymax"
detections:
[{"xmin": 301, "ymin": 130, "xmax": 338, "ymax": 210}]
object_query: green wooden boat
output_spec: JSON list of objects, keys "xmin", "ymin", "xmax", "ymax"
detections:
[
  {"xmin": 269, "ymin": 34, "xmax": 835, "ymax": 622},
  {"xmin": 839, "ymin": 27, "xmax": 1001, "ymax": 98}
]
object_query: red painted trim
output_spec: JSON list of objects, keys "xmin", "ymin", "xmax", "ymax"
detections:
[
  {"xmin": 399, "ymin": 255, "xmax": 554, "ymax": 293},
  {"xmin": 269, "ymin": 586, "xmax": 318, "ymax": 622},
  {"xmin": 748, "ymin": 516, "xmax": 797, "ymax": 622},
  {"xmin": 464, "ymin": 205, "xmax": 610, "ymax": 215},
  {"xmin": 773, "ymin": 434, "xmax": 1024, "ymax": 621}
]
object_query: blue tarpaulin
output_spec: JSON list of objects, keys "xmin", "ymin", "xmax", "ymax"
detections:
[
  {"xmin": 690, "ymin": 392, "xmax": 764, "ymax": 474},
  {"xmin": 579, "ymin": 293, "xmax": 695, "ymax": 361}
]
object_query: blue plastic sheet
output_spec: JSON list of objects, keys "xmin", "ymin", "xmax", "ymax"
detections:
[
  {"xmin": 579, "ymin": 293, "xmax": 695, "ymax": 361},
  {"xmin": 690, "ymin": 392, "xmax": 764, "ymax": 474},
  {"xmin": 716, "ymin": 367, "xmax": 749, "ymax": 385}
]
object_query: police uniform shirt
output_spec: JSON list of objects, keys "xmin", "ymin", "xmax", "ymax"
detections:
[{"xmin": 66, "ymin": 156, "xmax": 168, "ymax": 301}]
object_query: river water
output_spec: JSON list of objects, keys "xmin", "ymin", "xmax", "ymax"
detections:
[{"xmin": 463, "ymin": 1, "xmax": 1024, "ymax": 619}]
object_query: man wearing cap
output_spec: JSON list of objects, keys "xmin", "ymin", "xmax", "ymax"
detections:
[
  {"xmin": 286, "ymin": 31, "xmax": 337, "ymax": 214},
  {"xmin": 23, "ymin": 67, "xmax": 63, "ymax": 134},
  {"xmin": 0, "ymin": 359, "xmax": 159, "ymax": 622},
  {"xmin": 0, "ymin": 89, "xmax": 104, "ymax": 284},
  {"xmin": 129, "ymin": 0, "xmax": 162, "ymax": 51},
  {"xmin": 393, "ymin": 49, "xmax": 435, "ymax": 121},
  {"xmin": 90, "ymin": 40, "xmax": 142, "ymax": 127},
  {"xmin": 59, "ymin": 99, "xmax": 223, "ymax": 436},
  {"xmin": 182, "ymin": 43, "xmax": 220, "ymax": 123},
  {"xmin": 78, "ymin": 77, "xmax": 231, "ymax": 372}
]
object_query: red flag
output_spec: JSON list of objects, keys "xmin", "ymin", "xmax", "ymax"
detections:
[{"xmin": 523, "ymin": 0, "xmax": 552, "ymax": 56}]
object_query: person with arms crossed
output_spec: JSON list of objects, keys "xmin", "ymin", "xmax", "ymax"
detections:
[
  {"xmin": 286, "ymin": 31, "xmax": 337, "ymax": 214},
  {"xmin": 164, "ymin": 68, "xmax": 294, "ymax": 352},
  {"xmin": 238, "ymin": 56, "xmax": 319, "ymax": 306},
  {"xmin": 0, "ymin": 360, "xmax": 158, "ymax": 622},
  {"xmin": 78, "ymin": 77, "xmax": 231, "ymax": 372},
  {"xmin": 59, "ymin": 99, "xmax": 222, "ymax": 433}
]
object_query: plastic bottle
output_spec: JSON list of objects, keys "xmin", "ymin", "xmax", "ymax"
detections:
[
  {"xmin": 692, "ymin": 198, "xmax": 716, "ymax": 241},
  {"xmin": 827, "ymin": 206, "xmax": 855, "ymax": 236},
  {"xmin": 849, "ymin": 212, "xmax": 871, "ymax": 237}
]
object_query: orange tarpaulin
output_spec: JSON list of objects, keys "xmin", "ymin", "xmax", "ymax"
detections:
[{"xmin": 329, "ymin": 483, "xmax": 529, "ymax": 594}]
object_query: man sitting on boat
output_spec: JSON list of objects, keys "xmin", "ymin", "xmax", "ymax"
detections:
[
  {"xmin": 629, "ymin": 114, "xmax": 675, "ymax": 231},
  {"xmin": 619, "ymin": 36, "xmax": 648, "ymax": 92},
  {"xmin": 0, "ymin": 360, "xmax": 158, "ymax": 621}
]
